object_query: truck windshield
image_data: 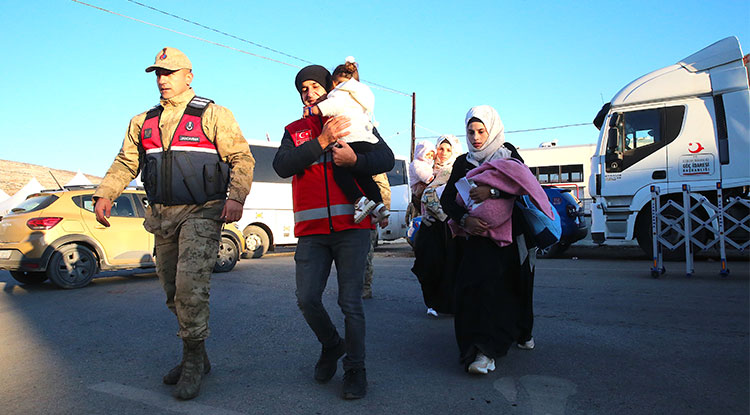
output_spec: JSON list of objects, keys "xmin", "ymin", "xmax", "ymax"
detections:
[{"xmin": 606, "ymin": 106, "xmax": 685, "ymax": 171}]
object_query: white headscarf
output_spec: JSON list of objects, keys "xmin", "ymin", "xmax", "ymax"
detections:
[
  {"xmin": 434, "ymin": 134, "xmax": 461, "ymax": 171},
  {"xmin": 465, "ymin": 105, "xmax": 512, "ymax": 166}
]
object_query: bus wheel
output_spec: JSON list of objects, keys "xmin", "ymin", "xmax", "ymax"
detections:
[{"xmin": 243, "ymin": 225, "xmax": 270, "ymax": 259}]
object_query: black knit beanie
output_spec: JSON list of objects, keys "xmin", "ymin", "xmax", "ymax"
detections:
[{"xmin": 295, "ymin": 65, "xmax": 331, "ymax": 95}]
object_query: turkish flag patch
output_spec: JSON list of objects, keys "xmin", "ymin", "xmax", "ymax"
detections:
[{"xmin": 292, "ymin": 129, "xmax": 313, "ymax": 146}]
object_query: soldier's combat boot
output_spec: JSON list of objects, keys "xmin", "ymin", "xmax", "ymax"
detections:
[
  {"xmin": 163, "ymin": 340, "xmax": 211, "ymax": 385},
  {"xmin": 173, "ymin": 340, "xmax": 206, "ymax": 400}
]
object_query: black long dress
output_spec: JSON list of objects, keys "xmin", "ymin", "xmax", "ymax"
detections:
[
  {"xmin": 440, "ymin": 145, "xmax": 536, "ymax": 370},
  {"xmin": 411, "ymin": 215, "xmax": 460, "ymax": 314}
]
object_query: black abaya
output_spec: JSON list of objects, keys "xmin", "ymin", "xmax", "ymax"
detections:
[
  {"xmin": 411, "ymin": 218, "xmax": 460, "ymax": 314},
  {"xmin": 440, "ymin": 149, "xmax": 537, "ymax": 369}
]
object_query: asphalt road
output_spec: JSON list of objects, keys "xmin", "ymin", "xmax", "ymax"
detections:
[{"xmin": 0, "ymin": 242, "xmax": 747, "ymax": 415}]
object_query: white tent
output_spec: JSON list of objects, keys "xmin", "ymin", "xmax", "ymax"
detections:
[
  {"xmin": 0, "ymin": 177, "xmax": 44, "ymax": 216},
  {"xmin": 65, "ymin": 170, "xmax": 93, "ymax": 186},
  {"xmin": 0, "ymin": 188, "xmax": 9, "ymax": 204}
]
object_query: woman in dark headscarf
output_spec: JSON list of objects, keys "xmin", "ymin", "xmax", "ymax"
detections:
[
  {"xmin": 441, "ymin": 105, "xmax": 538, "ymax": 375},
  {"xmin": 411, "ymin": 134, "xmax": 461, "ymax": 316}
]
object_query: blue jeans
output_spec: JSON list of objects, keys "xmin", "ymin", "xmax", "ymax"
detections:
[{"xmin": 295, "ymin": 229, "xmax": 371, "ymax": 370}]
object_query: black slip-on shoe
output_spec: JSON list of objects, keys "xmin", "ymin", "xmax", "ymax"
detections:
[
  {"xmin": 314, "ymin": 340, "xmax": 345, "ymax": 383},
  {"xmin": 342, "ymin": 368, "xmax": 367, "ymax": 399}
]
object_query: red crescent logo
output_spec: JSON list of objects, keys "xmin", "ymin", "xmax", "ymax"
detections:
[{"xmin": 688, "ymin": 142, "xmax": 704, "ymax": 153}]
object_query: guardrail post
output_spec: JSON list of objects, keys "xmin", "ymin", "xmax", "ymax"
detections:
[
  {"xmin": 650, "ymin": 185, "xmax": 665, "ymax": 278},
  {"xmin": 682, "ymin": 185, "xmax": 694, "ymax": 277},
  {"xmin": 715, "ymin": 182, "xmax": 730, "ymax": 277}
]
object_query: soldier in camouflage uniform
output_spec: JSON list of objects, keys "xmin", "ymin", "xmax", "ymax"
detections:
[
  {"xmin": 93, "ymin": 47, "xmax": 254, "ymax": 400},
  {"xmin": 362, "ymin": 173, "xmax": 391, "ymax": 299}
]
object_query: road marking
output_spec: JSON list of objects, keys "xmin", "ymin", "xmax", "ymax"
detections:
[
  {"xmin": 494, "ymin": 375, "xmax": 577, "ymax": 415},
  {"xmin": 89, "ymin": 382, "xmax": 246, "ymax": 415}
]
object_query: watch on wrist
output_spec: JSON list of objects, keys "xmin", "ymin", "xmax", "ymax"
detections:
[
  {"xmin": 489, "ymin": 187, "xmax": 500, "ymax": 198},
  {"xmin": 459, "ymin": 213, "xmax": 469, "ymax": 227}
]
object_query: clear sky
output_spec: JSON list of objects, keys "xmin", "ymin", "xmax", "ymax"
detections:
[{"xmin": 1, "ymin": 0, "xmax": 748, "ymax": 176}]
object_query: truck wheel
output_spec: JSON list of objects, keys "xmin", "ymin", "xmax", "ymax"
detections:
[
  {"xmin": 10, "ymin": 271, "xmax": 48, "ymax": 285},
  {"xmin": 636, "ymin": 207, "xmax": 685, "ymax": 261},
  {"xmin": 243, "ymin": 225, "xmax": 270, "ymax": 259},
  {"xmin": 46, "ymin": 243, "xmax": 98, "ymax": 289},
  {"xmin": 636, "ymin": 201, "xmax": 710, "ymax": 262},
  {"xmin": 214, "ymin": 236, "xmax": 239, "ymax": 273}
]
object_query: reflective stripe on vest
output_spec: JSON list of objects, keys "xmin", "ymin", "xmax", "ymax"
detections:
[{"xmin": 294, "ymin": 204, "xmax": 355, "ymax": 223}]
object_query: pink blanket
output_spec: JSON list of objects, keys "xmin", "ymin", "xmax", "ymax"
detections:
[{"xmin": 448, "ymin": 158, "xmax": 554, "ymax": 246}]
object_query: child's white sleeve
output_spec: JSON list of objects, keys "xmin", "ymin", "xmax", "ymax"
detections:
[
  {"xmin": 316, "ymin": 91, "xmax": 348, "ymax": 117},
  {"xmin": 347, "ymin": 81, "xmax": 375, "ymax": 113}
]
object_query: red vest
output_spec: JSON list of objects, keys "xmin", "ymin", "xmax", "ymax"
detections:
[{"xmin": 286, "ymin": 116, "xmax": 373, "ymax": 236}]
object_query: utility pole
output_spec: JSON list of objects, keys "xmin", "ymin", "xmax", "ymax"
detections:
[{"xmin": 410, "ymin": 92, "xmax": 416, "ymax": 161}]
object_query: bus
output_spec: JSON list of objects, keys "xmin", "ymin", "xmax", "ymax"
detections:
[
  {"xmin": 237, "ymin": 140, "xmax": 409, "ymax": 258},
  {"xmin": 517, "ymin": 143, "xmax": 596, "ymax": 212}
]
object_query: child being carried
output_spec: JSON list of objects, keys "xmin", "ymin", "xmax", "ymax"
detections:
[{"xmin": 304, "ymin": 57, "xmax": 389, "ymax": 224}]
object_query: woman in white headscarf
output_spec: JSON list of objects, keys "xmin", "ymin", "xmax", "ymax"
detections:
[
  {"xmin": 431, "ymin": 134, "xmax": 461, "ymax": 188},
  {"xmin": 440, "ymin": 105, "xmax": 537, "ymax": 375},
  {"xmin": 411, "ymin": 134, "xmax": 462, "ymax": 316}
]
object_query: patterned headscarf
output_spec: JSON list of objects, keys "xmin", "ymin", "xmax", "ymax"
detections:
[{"xmin": 465, "ymin": 105, "xmax": 511, "ymax": 166}]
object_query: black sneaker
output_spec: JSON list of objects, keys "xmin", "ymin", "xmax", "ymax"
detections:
[
  {"xmin": 314, "ymin": 340, "xmax": 345, "ymax": 383},
  {"xmin": 342, "ymin": 368, "xmax": 367, "ymax": 399}
]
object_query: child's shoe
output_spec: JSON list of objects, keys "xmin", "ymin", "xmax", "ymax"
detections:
[
  {"xmin": 371, "ymin": 203, "xmax": 390, "ymax": 223},
  {"xmin": 354, "ymin": 197, "xmax": 377, "ymax": 224}
]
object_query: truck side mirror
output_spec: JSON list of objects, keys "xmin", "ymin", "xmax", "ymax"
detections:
[
  {"xmin": 606, "ymin": 127, "xmax": 619, "ymax": 153},
  {"xmin": 609, "ymin": 113, "xmax": 619, "ymax": 128}
]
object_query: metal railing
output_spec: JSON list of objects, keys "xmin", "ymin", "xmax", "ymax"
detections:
[{"xmin": 650, "ymin": 182, "xmax": 749, "ymax": 277}]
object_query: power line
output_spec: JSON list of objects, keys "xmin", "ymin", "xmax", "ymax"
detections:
[
  {"xmin": 507, "ymin": 122, "xmax": 591, "ymax": 134},
  {"xmin": 72, "ymin": 0, "xmax": 300, "ymax": 68},
  {"xmin": 416, "ymin": 122, "xmax": 592, "ymax": 140},
  {"xmin": 126, "ymin": 0, "xmax": 314, "ymax": 66},
  {"xmin": 74, "ymin": 0, "xmax": 412, "ymax": 96},
  {"xmin": 72, "ymin": 1, "xmax": 590, "ymax": 133}
]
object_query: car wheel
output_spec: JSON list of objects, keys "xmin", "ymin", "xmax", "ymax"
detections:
[
  {"xmin": 46, "ymin": 243, "xmax": 98, "ymax": 289},
  {"xmin": 243, "ymin": 225, "xmax": 270, "ymax": 259},
  {"xmin": 214, "ymin": 236, "xmax": 239, "ymax": 273},
  {"xmin": 10, "ymin": 271, "xmax": 48, "ymax": 285}
]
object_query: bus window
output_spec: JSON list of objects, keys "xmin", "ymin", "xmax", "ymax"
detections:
[
  {"xmin": 538, "ymin": 166, "xmax": 558, "ymax": 184},
  {"xmin": 561, "ymin": 164, "xmax": 584, "ymax": 182},
  {"xmin": 249, "ymin": 145, "xmax": 292, "ymax": 184},
  {"xmin": 386, "ymin": 159, "xmax": 407, "ymax": 186}
]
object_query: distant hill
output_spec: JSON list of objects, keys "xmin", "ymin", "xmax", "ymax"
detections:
[{"xmin": 0, "ymin": 159, "xmax": 102, "ymax": 196}]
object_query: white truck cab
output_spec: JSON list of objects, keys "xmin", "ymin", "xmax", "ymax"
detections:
[{"xmin": 589, "ymin": 36, "xmax": 749, "ymax": 256}]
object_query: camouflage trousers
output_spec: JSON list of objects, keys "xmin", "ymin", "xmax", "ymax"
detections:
[
  {"xmin": 362, "ymin": 229, "xmax": 378, "ymax": 296},
  {"xmin": 155, "ymin": 218, "xmax": 222, "ymax": 341}
]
